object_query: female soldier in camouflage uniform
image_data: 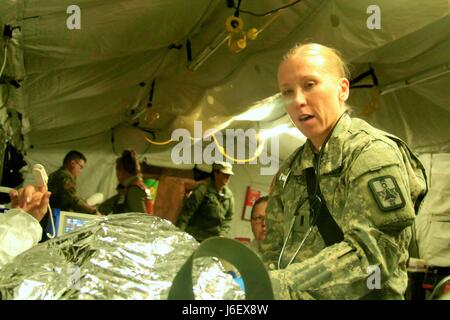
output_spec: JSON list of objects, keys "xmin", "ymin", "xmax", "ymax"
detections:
[
  {"xmin": 176, "ymin": 161, "xmax": 235, "ymax": 242},
  {"xmin": 262, "ymin": 43, "xmax": 427, "ymax": 299},
  {"xmin": 98, "ymin": 149, "xmax": 152, "ymax": 214}
]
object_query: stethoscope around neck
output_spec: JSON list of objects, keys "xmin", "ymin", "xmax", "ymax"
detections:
[
  {"xmin": 276, "ymin": 170, "xmax": 323, "ymax": 270},
  {"xmin": 276, "ymin": 111, "xmax": 347, "ymax": 270}
]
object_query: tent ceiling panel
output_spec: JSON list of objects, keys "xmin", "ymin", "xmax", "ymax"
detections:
[
  {"xmin": 21, "ymin": 0, "xmax": 218, "ymax": 72},
  {"xmin": 0, "ymin": 0, "xmax": 448, "ymax": 156}
]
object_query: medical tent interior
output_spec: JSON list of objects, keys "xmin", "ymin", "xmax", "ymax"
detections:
[{"xmin": 0, "ymin": 0, "xmax": 449, "ymax": 295}]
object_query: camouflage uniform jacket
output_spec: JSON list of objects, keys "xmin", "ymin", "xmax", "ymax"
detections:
[
  {"xmin": 47, "ymin": 167, "xmax": 92, "ymax": 213},
  {"xmin": 99, "ymin": 176, "xmax": 150, "ymax": 214},
  {"xmin": 262, "ymin": 113, "xmax": 427, "ymax": 300},
  {"xmin": 113, "ymin": 176, "xmax": 150, "ymax": 213},
  {"xmin": 176, "ymin": 178, "xmax": 235, "ymax": 242}
]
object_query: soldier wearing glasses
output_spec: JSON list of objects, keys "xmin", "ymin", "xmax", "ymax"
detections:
[
  {"xmin": 47, "ymin": 150, "xmax": 97, "ymax": 215},
  {"xmin": 249, "ymin": 196, "xmax": 269, "ymax": 254}
]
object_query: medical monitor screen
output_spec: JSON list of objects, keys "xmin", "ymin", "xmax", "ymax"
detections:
[
  {"xmin": 58, "ymin": 211, "xmax": 99, "ymax": 236},
  {"xmin": 63, "ymin": 217, "xmax": 91, "ymax": 233}
]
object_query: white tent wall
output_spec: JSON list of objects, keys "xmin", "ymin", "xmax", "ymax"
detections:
[
  {"xmin": 21, "ymin": 124, "xmax": 196, "ymax": 200},
  {"xmin": 22, "ymin": 132, "xmax": 119, "ymax": 200},
  {"xmin": 417, "ymin": 153, "xmax": 450, "ymax": 267}
]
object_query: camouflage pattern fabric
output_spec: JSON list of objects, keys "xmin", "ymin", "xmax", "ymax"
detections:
[
  {"xmin": 101, "ymin": 176, "xmax": 149, "ymax": 214},
  {"xmin": 261, "ymin": 114, "xmax": 427, "ymax": 300},
  {"xmin": 176, "ymin": 178, "xmax": 235, "ymax": 242},
  {"xmin": 47, "ymin": 167, "xmax": 93, "ymax": 213},
  {"xmin": 115, "ymin": 183, "xmax": 148, "ymax": 213},
  {"xmin": 97, "ymin": 193, "xmax": 119, "ymax": 215}
]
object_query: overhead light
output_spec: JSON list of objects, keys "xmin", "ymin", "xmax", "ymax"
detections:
[
  {"xmin": 286, "ymin": 127, "xmax": 305, "ymax": 140},
  {"xmin": 233, "ymin": 94, "xmax": 283, "ymax": 121},
  {"xmin": 234, "ymin": 103, "xmax": 276, "ymax": 121},
  {"xmin": 258, "ymin": 124, "xmax": 291, "ymax": 140},
  {"xmin": 258, "ymin": 121, "xmax": 305, "ymax": 141}
]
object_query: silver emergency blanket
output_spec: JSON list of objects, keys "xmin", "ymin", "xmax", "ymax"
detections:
[{"xmin": 0, "ymin": 213, "xmax": 244, "ymax": 300}]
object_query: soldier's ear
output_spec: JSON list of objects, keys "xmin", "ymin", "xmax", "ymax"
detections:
[{"xmin": 338, "ymin": 78, "xmax": 349, "ymax": 102}]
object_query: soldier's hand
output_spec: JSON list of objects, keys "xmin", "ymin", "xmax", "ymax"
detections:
[
  {"xmin": 79, "ymin": 201, "xmax": 97, "ymax": 215},
  {"xmin": 9, "ymin": 184, "xmax": 51, "ymax": 222}
]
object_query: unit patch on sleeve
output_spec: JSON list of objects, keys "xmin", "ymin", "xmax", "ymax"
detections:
[{"xmin": 368, "ymin": 175, "xmax": 406, "ymax": 211}]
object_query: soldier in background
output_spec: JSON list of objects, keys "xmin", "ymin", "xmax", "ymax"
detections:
[
  {"xmin": 176, "ymin": 161, "xmax": 235, "ymax": 242},
  {"xmin": 39, "ymin": 150, "xmax": 97, "ymax": 241},
  {"xmin": 47, "ymin": 150, "xmax": 97, "ymax": 215},
  {"xmin": 249, "ymin": 196, "xmax": 269, "ymax": 255},
  {"xmin": 262, "ymin": 43, "xmax": 428, "ymax": 299},
  {"xmin": 98, "ymin": 149, "xmax": 152, "ymax": 215}
]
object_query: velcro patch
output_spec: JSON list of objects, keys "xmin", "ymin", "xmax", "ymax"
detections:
[{"xmin": 368, "ymin": 175, "xmax": 406, "ymax": 212}]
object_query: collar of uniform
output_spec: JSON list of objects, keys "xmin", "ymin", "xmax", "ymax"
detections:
[
  {"xmin": 319, "ymin": 113, "xmax": 351, "ymax": 174},
  {"xmin": 207, "ymin": 177, "xmax": 232, "ymax": 198},
  {"xmin": 62, "ymin": 166, "xmax": 76, "ymax": 180},
  {"xmin": 122, "ymin": 175, "xmax": 140, "ymax": 187},
  {"xmin": 291, "ymin": 112, "xmax": 351, "ymax": 175},
  {"xmin": 290, "ymin": 142, "xmax": 314, "ymax": 175}
]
